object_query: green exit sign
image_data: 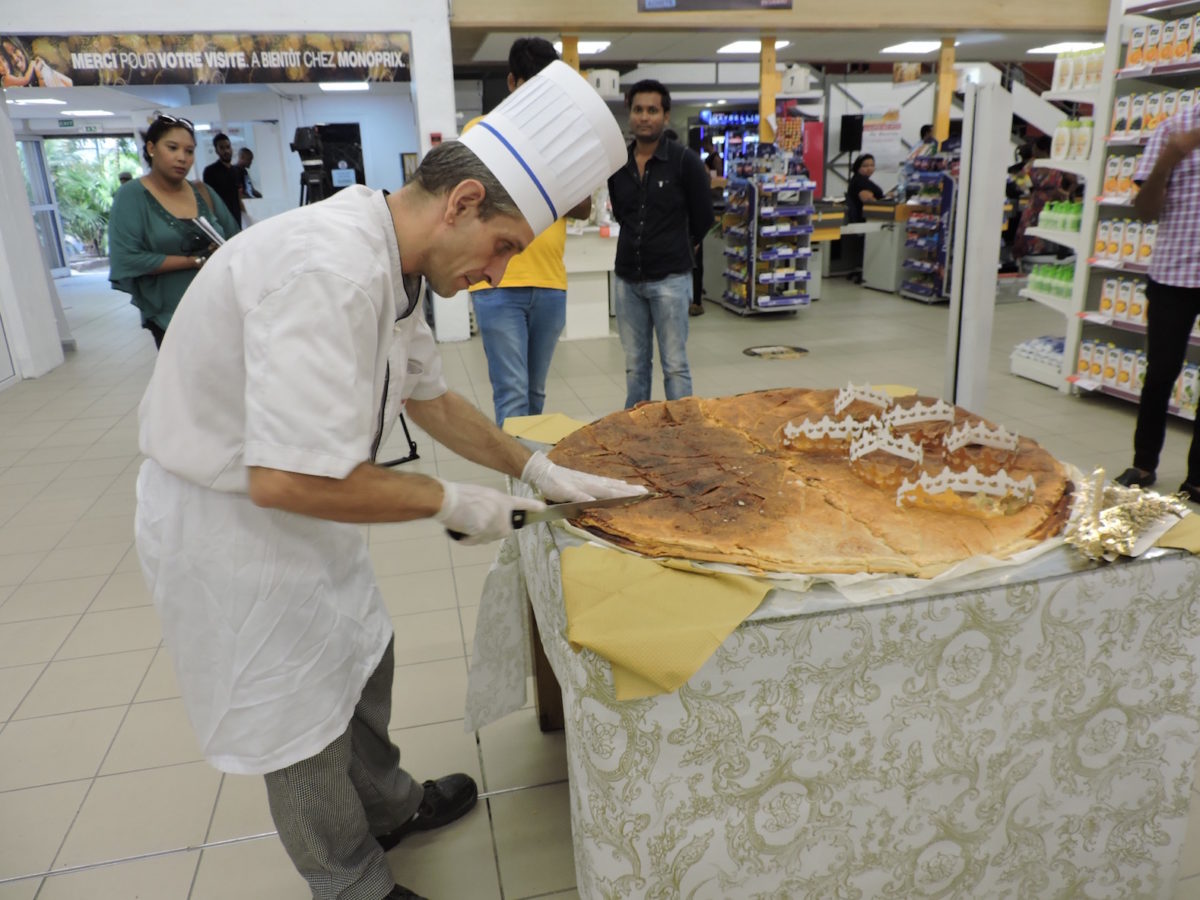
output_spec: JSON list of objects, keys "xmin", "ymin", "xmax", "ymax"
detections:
[
  {"xmin": 57, "ymin": 118, "xmax": 74, "ymax": 128},
  {"xmin": 82, "ymin": 124, "xmax": 101, "ymax": 134}
]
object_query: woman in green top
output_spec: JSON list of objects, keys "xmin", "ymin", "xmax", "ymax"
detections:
[{"xmin": 109, "ymin": 114, "xmax": 240, "ymax": 348}]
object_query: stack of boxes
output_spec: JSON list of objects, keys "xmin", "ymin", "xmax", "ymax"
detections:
[
  {"xmin": 1093, "ymin": 218, "xmax": 1157, "ymax": 266},
  {"xmin": 1125, "ymin": 15, "xmax": 1200, "ymax": 70}
]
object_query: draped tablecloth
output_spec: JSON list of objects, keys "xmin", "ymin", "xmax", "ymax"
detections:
[{"xmin": 465, "ymin": 518, "xmax": 1200, "ymax": 899}]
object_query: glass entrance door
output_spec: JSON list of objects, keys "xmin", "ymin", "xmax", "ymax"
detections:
[{"xmin": 16, "ymin": 140, "xmax": 69, "ymax": 277}]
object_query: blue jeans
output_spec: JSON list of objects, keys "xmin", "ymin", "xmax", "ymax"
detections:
[
  {"xmin": 614, "ymin": 272, "xmax": 693, "ymax": 408},
  {"xmin": 472, "ymin": 286, "xmax": 566, "ymax": 425}
]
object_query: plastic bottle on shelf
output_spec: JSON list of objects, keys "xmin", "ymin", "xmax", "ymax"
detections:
[
  {"xmin": 1051, "ymin": 121, "xmax": 1073, "ymax": 161},
  {"xmin": 1052, "ymin": 52, "xmax": 1071, "ymax": 92},
  {"xmin": 1071, "ymin": 118, "xmax": 1093, "ymax": 161}
]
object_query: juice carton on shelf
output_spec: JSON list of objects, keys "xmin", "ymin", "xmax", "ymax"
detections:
[
  {"xmin": 1107, "ymin": 220, "xmax": 1126, "ymax": 261},
  {"xmin": 1118, "ymin": 156, "xmax": 1139, "ymax": 197},
  {"xmin": 1139, "ymin": 223, "xmax": 1157, "ymax": 264},
  {"xmin": 1180, "ymin": 88, "xmax": 1197, "ymax": 115},
  {"xmin": 1146, "ymin": 23, "xmax": 1163, "ymax": 64},
  {"xmin": 1129, "ymin": 94, "xmax": 1147, "ymax": 135},
  {"xmin": 1145, "ymin": 92, "xmax": 1164, "ymax": 132},
  {"xmin": 1131, "ymin": 281, "xmax": 1149, "ymax": 324},
  {"xmin": 1121, "ymin": 221, "xmax": 1142, "ymax": 263},
  {"xmin": 1079, "ymin": 339, "xmax": 1095, "ymax": 376},
  {"xmin": 1163, "ymin": 90, "xmax": 1180, "ymax": 124},
  {"xmin": 1100, "ymin": 278, "xmax": 1118, "ymax": 316},
  {"xmin": 1177, "ymin": 17, "xmax": 1195, "ymax": 61},
  {"xmin": 1090, "ymin": 342, "xmax": 1105, "ymax": 379},
  {"xmin": 1183, "ymin": 365, "xmax": 1200, "ymax": 412},
  {"xmin": 1162, "ymin": 21, "xmax": 1178, "ymax": 64},
  {"xmin": 1118, "ymin": 349, "xmax": 1139, "ymax": 390},
  {"xmin": 1103, "ymin": 344, "xmax": 1123, "ymax": 387},
  {"xmin": 1115, "ymin": 279, "xmax": 1133, "ymax": 321},
  {"xmin": 1134, "ymin": 353, "xmax": 1148, "ymax": 393},
  {"xmin": 1127, "ymin": 27, "xmax": 1147, "ymax": 67},
  {"xmin": 1173, "ymin": 371, "xmax": 1187, "ymax": 410},
  {"xmin": 1194, "ymin": 14, "xmax": 1200, "ymax": 60},
  {"xmin": 1104, "ymin": 157, "xmax": 1122, "ymax": 196},
  {"xmin": 1111, "ymin": 95, "xmax": 1132, "ymax": 137},
  {"xmin": 1095, "ymin": 220, "xmax": 1112, "ymax": 258},
  {"xmin": 1193, "ymin": 316, "xmax": 1200, "ymax": 338}
]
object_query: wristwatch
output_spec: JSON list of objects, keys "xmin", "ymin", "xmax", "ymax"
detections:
[{"xmin": 194, "ymin": 256, "xmax": 204, "ymax": 269}]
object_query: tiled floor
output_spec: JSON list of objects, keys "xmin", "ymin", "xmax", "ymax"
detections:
[{"xmin": 1, "ymin": 271, "xmax": 1199, "ymax": 899}]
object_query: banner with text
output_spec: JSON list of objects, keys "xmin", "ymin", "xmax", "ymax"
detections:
[
  {"xmin": 0, "ymin": 33, "xmax": 411, "ymax": 87},
  {"xmin": 861, "ymin": 107, "xmax": 905, "ymax": 170}
]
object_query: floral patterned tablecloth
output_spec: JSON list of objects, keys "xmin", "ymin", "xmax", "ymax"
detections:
[{"xmin": 466, "ymin": 519, "xmax": 1200, "ymax": 899}]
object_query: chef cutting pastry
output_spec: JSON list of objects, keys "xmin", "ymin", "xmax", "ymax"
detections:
[{"xmin": 134, "ymin": 61, "xmax": 640, "ymax": 900}]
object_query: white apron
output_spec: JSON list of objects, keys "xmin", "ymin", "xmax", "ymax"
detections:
[{"xmin": 135, "ymin": 459, "xmax": 393, "ymax": 775}]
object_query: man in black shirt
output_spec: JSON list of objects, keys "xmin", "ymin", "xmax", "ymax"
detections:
[
  {"xmin": 203, "ymin": 132, "xmax": 242, "ymax": 226},
  {"xmin": 607, "ymin": 79, "xmax": 713, "ymax": 408}
]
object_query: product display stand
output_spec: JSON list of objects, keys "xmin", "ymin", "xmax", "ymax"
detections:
[
  {"xmin": 1066, "ymin": 0, "xmax": 1200, "ymax": 418},
  {"xmin": 720, "ymin": 170, "xmax": 815, "ymax": 316},
  {"xmin": 899, "ymin": 153, "xmax": 958, "ymax": 303}
]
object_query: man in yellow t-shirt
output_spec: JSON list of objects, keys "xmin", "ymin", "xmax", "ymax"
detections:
[{"xmin": 466, "ymin": 37, "xmax": 592, "ymax": 425}]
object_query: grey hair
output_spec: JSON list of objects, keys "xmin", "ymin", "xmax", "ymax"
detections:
[{"xmin": 410, "ymin": 141, "xmax": 522, "ymax": 221}]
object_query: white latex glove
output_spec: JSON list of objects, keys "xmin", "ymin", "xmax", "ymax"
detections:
[
  {"xmin": 520, "ymin": 450, "xmax": 649, "ymax": 503},
  {"xmin": 433, "ymin": 479, "xmax": 545, "ymax": 545}
]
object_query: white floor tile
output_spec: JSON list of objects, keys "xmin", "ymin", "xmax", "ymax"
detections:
[
  {"xmin": 98, "ymin": 696, "xmax": 204, "ymax": 774},
  {"xmin": 190, "ymin": 836, "xmax": 308, "ymax": 900},
  {"xmin": 54, "ymin": 606, "xmax": 162, "ymax": 659},
  {"xmin": 490, "ymin": 782, "xmax": 576, "ymax": 898},
  {"xmin": 87, "ymin": 570, "xmax": 151, "ymax": 612},
  {"xmin": 13, "ymin": 649, "xmax": 154, "ymax": 720},
  {"xmin": 0, "ymin": 576, "xmax": 105, "ymax": 623},
  {"xmin": 391, "ymin": 657, "xmax": 469, "ymax": 730},
  {"xmin": 0, "ymin": 707, "xmax": 124, "ymax": 791},
  {"xmin": 478, "ymin": 707, "xmax": 567, "ymax": 794},
  {"xmin": 54, "ymin": 762, "xmax": 221, "ymax": 868},
  {"xmin": 391, "ymin": 608, "xmax": 467, "ymax": 665},
  {"xmin": 35, "ymin": 852, "xmax": 198, "ymax": 900},
  {"xmin": 0, "ymin": 779, "xmax": 89, "ymax": 879},
  {"xmin": 207, "ymin": 773, "xmax": 275, "ymax": 843},
  {"xmin": 0, "ymin": 617, "xmax": 78, "ymax": 666}
]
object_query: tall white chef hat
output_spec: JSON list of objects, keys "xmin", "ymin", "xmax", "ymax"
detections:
[{"xmin": 459, "ymin": 60, "xmax": 627, "ymax": 236}]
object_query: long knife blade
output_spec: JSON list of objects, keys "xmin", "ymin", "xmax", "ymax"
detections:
[{"xmin": 512, "ymin": 492, "xmax": 654, "ymax": 529}]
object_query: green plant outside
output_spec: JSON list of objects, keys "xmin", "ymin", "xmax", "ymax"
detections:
[{"xmin": 44, "ymin": 137, "xmax": 141, "ymax": 258}]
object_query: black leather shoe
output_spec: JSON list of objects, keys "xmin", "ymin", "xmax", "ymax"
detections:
[
  {"xmin": 1114, "ymin": 467, "xmax": 1156, "ymax": 489},
  {"xmin": 1179, "ymin": 482, "xmax": 1200, "ymax": 503},
  {"xmin": 376, "ymin": 773, "xmax": 478, "ymax": 852},
  {"xmin": 383, "ymin": 885, "xmax": 427, "ymax": 900}
]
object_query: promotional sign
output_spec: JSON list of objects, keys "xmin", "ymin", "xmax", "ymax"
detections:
[
  {"xmin": 639, "ymin": 0, "xmax": 791, "ymax": 10},
  {"xmin": 699, "ymin": 109, "xmax": 760, "ymax": 127},
  {"xmin": 0, "ymin": 33, "xmax": 410, "ymax": 86},
  {"xmin": 861, "ymin": 107, "xmax": 905, "ymax": 170},
  {"xmin": 893, "ymin": 62, "xmax": 922, "ymax": 84}
]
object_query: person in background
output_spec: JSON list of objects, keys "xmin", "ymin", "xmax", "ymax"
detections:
[
  {"xmin": 1113, "ymin": 106, "xmax": 1200, "ymax": 501},
  {"xmin": 465, "ymin": 37, "xmax": 592, "ymax": 426},
  {"xmin": 608, "ymin": 78, "xmax": 714, "ymax": 406},
  {"xmin": 844, "ymin": 153, "xmax": 888, "ymax": 284},
  {"xmin": 108, "ymin": 115, "xmax": 239, "ymax": 348},
  {"xmin": 203, "ymin": 131, "xmax": 243, "ymax": 226},
  {"xmin": 1013, "ymin": 136, "xmax": 1073, "ymax": 260},
  {"xmin": 235, "ymin": 147, "xmax": 263, "ymax": 200},
  {"xmin": 118, "ymin": 171, "xmax": 133, "ymax": 185},
  {"xmin": 134, "ymin": 62, "xmax": 636, "ymax": 900}
]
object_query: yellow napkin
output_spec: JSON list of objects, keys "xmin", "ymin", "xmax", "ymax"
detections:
[
  {"xmin": 1156, "ymin": 513, "xmax": 1200, "ymax": 553},
  {"xmin": 874, "ymin": 384, "xmax": 918, "ymax": 398},
  {"xmin": 561, "ymin": 544, "xmax": 771, "ymax": 700},
  {"xmin": 502, "ymin": 413, "xmax": 590, "ymax": 444}
]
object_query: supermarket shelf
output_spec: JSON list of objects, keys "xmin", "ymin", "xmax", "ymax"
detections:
[
  {"xmin": 902, "ymin": 259, "xmax": 937, "ymax": 273},
  {"xmin": 757, "ymin": 271, "xmax": 812, "ymax": 285},
  {"xmin": 1078, "ymin": 312, "xmax": 1200, "ymax": 346},
  {"xmin": 1106, "ymin": 134, "xmax": 1150, "ymax": 147},
  {"xmin": 756, "ymin": 179, "xmax": 817, "ymax": 192},
  {"xmin": 1118, "ymin": 59, "xmax": 1200, "ymax": 81},
  {"xmin": 758, "ymin": 247, "xmax": 812, "ymax": 262},
  {"xmin": 1041, "ymin": 88, "xmax": 1099, "ymax": 104},
  {"xmin": 1010, "ymin": 354, "xmax": 1064, "ymax": 389},
  {"xmin": 1096, "ymin": 195, "xmax": 1134, "ymax": 207},
  {"xmin": 1068, "ymin": 375, "xmax": 1196, "ymax": 420},
  {"xmin": 1019, "ymin": 287, "xmax": 1073, "ymax": 316},
  {"xmin": 1033, "ymin": 158, "xmax": 1091, "ymax": 178},
  {"xmin": 759, "ymin": 205, "xmax": 815, "ymax": 218},
  {"xmin": 1126, "ymin": 0, "xmax": 1200, "ymax": 16},
  {"xmin": 1089, "ymin": 257, "xmax": 1150, "ymax": 275},
  {"xmin": 1024, "ymin": 226, "xmax": 1085, "ymax": 254}
]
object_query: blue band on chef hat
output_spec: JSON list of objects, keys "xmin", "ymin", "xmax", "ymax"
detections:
[{"xmin": 477, "ymin": 121, "xmax": 558, "ymax": 222}]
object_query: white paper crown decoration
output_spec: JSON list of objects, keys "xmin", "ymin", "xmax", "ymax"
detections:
[
  {"xmin": 943, "ymin": 421, "xmax": 1020, "ymax": 453},
  {"xmin": 834, "ymin": 383, "xmax": 894, "ymax": 416},
  {"xmin": 849, "ymin": 429, "xmax": 924, "ymax": 466},
  {"xmin": 883, "ymin": 399, "xmax": 956, "ymax": 429},
  {"xmin": 895, "ymin": 466, "xmax": 1037, "ymax": 507},
  {"xmin": 784, "ymin": 414, "xmax": 881, "ymax": 444},
  {"xmin": 459, "ymin": 60, "xmax": 627, "ymax": 236}
]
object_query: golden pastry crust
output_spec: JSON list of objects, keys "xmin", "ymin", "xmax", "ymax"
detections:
[{"xmin": 547, "ymin": 389, "xmax": 1073, "ymax": 577}]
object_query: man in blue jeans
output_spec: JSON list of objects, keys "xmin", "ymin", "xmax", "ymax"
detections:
[
  {"xmin": 466, "ymin": 37, "xmax": 592, "ymax": 425},
  {"xmin": 608, "ymin": 78, "xmax": 714, "ymax": 407}
]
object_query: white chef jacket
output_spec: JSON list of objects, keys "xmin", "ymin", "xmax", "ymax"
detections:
[{"xmin": 135, "ymin": 186, "xmax": 448, "ymax": 775}]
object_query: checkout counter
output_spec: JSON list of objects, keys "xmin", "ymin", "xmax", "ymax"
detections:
[{"xmin": 857, "ymin": 200, "xmax": 909, "ymax": 294}]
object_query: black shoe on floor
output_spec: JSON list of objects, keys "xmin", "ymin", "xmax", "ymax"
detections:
[
  {"xmin": 1114, "ymin": 467, "xmax": 1156, "ymax": 489},
  {"xmin": 689, "ymin": 302, "xmax": 705, "ymax": 316},
  {"xmin": 1179, "ymin": 482, "xmax": 1200, "ymax": 503},
  {"xmin": 383, "ymin": 885, "xmax": 427, "ymax": 900},
  {"xmin": 376, "ymin": 773, "xmax": 478, "ymax": 852}
]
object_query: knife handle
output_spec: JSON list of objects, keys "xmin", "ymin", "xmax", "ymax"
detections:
[{"xmin": 512, "ymin": 509, "xmax": 529, "ymax": 530}]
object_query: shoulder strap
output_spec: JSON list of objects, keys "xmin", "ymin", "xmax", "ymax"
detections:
[{"xmin": 192, "ymin": 180, "xmax": 216, "ymax": 217}]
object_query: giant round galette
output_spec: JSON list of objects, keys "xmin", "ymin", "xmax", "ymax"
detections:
[{"xmin": 546, "ymin": 387, "xmax": 1073, "ymax": 577}]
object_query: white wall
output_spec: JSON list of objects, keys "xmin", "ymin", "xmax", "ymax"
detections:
[{"xmin": 0, "ymin": 0, "xmax": 455, "ymax": 380}]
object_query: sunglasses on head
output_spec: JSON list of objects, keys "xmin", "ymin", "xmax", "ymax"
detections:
[{"xmin": 155, "ymin": 114, "xmax": 195, "ymax": 132}]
